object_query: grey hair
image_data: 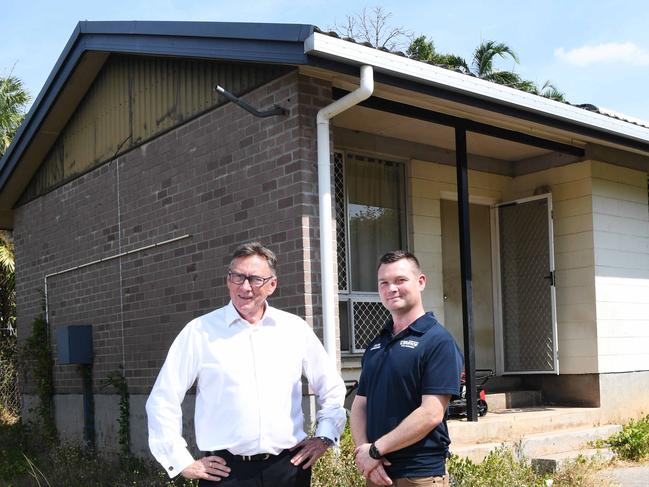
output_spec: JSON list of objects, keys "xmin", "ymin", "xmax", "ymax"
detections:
[{"xmin": 229, "ymin": 241, "xmax": 277, "ymax": 274}]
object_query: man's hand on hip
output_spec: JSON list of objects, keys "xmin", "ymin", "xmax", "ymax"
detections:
[
  {"xmin": 290, "ymin": 437, "xmax": 330, "ymax": 469},
  {"xmin": 181, "ymin": 455, "xmax": 230, "ymax": 481}
]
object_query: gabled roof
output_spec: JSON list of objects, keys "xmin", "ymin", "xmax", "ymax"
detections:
[
  {"xmin": 2, "ymin": 20, "xmax": 649, "ymax": 229},
  {"xmin": 0, "ymin": 21, "xmax": 315, "ymax": 224}
]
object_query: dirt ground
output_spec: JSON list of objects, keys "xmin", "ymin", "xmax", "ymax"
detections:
[{"xmin": 592, "ymin": 461, "xmax": 649, "ymax": 486}]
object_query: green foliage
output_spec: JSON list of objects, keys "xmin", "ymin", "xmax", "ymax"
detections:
[
  {"xmin": 102, "ymin": 367, "xmax": 131, "ymax": 458},
  {"xmin": 407, "ymin": 35, "xmax": 468, "ymax": 71},
  {"xmin": 0, "ymin": 418, "xmax": 31, "ymax": 481},
  {"xmin": 407, "ymin": 35, "xmax": 435, "ymax": 62},
  {"xmin": 471, "ymin": 40, "xmax": 520, "ymax": 79},
  {"xmin": 0, "ymin": 75, "xmax": 30, "ymax": 157},
  {"xmin": 406, "ymin": 35, "xmax": 566, "ymax": 102},
  {"xmin": 448, "ymin": 446, "xmax": 545, "ymax": 487},
  {"xmin": 78, "ymin": 363, "xmax": 96, "ymax": 449},
  {"xmin": 21, "ymin": 307, "xmax": 57, "ymax": 443},
  {"xmin": 0, "ymin": 230, "xmax": 15, "ymax": 332},
  {"xmin": 0, "ymin": 330, "xmax": 19, "ymax": 416},
  {"xmin": 1, "ymin": 415, "xmax": 198, "ymax": 486},
  {"xmin": 550, "ymin": 453, "xmax": 611, "ymax": 487},
  {"xmin": 603, "ymin": 414, "xmax": 649, "ymax": 461},
  {"xmin": 312, "ymin": 425, "xmax": 364, "ymax": 487},
  {"xmin": 0, "ymin": 414, "xmax": 619, "ymax": 487}
]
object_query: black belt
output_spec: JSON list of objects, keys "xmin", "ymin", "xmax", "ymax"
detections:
[{"xmin": 206, "ymin": 449, "xmax": 289, "ymax": 462}]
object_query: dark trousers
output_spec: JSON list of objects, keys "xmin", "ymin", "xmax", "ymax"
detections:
[{"xmin": 198, "ymin": 450, "xmax": 311, "ymax": 487}]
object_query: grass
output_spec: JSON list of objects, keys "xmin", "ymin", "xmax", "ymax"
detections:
[
  {"xmin": 3, "ymin": 413, "xmax": 648, "ymax": 487},
  {"xmin": 0, "ymin": 411, "xmax": 196, "ymax": 487},
  {"xmin": 447, "ymin": 446, "xmax": 612, "ymax": 487}
]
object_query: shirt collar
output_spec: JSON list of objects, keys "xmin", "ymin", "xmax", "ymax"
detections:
[
  {"xmin": 380, "ymin": 312, "xmax": 435, "ymax": 337},
  {"xmin": 224, "ymin": 301, "xmax": 278, "ymax": 327}
]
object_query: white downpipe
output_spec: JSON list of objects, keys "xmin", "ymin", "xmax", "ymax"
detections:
[{"xmin": 317, "ymin": 65, "xmax": 374, "ymax": 362}]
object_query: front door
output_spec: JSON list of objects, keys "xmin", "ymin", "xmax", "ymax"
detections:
[
  {"xmin": 441, "ymin": 200, "xmax": 495, "ymax": 370},
  {"xmin": 494, "ymin": 194, "xmax": 558, "ymax": 374}
]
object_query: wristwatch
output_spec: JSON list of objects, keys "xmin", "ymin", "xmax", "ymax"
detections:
[
  {"xmin": 317, "ymin": 436, "xmax": 334, "ymax": 448},
  {"xmin": 369, "ymin": 442, "xmax": 383, "ymax": 459}
]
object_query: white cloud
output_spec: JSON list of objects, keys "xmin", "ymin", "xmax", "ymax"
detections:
[{"xmin": 554, "ymin": 42, "xmax": 649, "ymax": 67}]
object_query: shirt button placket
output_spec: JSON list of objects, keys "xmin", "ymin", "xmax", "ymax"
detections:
[{"xmin": 249, "ymin": 328, "xmax": 263, "ymax": 451}]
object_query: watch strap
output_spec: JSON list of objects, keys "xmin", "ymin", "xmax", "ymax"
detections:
[{"xmin": 369, "ymin": 442, "xmax": 383, "ymax": 459}]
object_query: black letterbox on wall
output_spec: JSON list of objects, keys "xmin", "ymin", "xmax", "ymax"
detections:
[{"xmin": 56, "ymin": 325, "xmax": 93, "ymax": 364}]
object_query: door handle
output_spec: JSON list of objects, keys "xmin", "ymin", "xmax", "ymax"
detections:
[{"xmin": 543, "ymin": 271, "xmax": 556, "ymax": 286}]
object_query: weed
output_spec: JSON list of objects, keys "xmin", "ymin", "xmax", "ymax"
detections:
[
  {"xmin": 550, "ymin": 453, "xmax": 612, "ymax": 487},
  {"xmin": 20, "ymin": 307, "xmax": 57, "ymax": 443},
  {"xmin": 601, "ymin": 414, "xmax": 649, "ymax": 461},
  {"xmin": 312, "ymin": 426, "xmax": 364, "ymax": 487},
  {"xmin": 448, "ymin": 446, "xmax": 544, "ymax": 487}
]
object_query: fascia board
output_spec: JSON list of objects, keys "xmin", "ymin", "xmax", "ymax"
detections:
[
  {"xmin": 79, "ymin": 20, "xmax": 314, "ymax": 42},
  {"xmin": 82, "ymin": 35, "xmax": 307, "ymax": 64},
  {"xmin": 304, "ymin": 32, "xmax": 649, "ymax": 145}
]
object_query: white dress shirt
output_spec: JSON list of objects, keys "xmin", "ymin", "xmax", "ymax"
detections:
[{"xmin": 146, "ymin": 301, "xmax": 346, "ymax": 477}]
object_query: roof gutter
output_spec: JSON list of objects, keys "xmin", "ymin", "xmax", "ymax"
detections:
[
  {"xmin": 305, "ymin": 32, "xmax": 649, "ymax": 148},
  {"xmin": 316, "ymin": 65, "xmax": 373, "ymax": 363}
]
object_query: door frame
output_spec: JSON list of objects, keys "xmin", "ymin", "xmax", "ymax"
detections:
[{"xmin": 491, "ymin": 193, "xmax": 559, "ymax": 375}]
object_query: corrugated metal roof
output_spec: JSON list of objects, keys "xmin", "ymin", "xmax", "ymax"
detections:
[{"xmin": 313, "ymin": 27, "xmax": 649, "ymax": 130}]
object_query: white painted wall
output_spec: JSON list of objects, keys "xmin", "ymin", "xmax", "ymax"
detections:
[
  {"xmin": 408, "ymin": 159, "xmax": 507, "ymax": 325},
  {"xmin": 591, "ymin": 162, "xmax": 649, "ymax": 373}
]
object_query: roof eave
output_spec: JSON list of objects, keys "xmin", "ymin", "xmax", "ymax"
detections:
[{"xmin": 304, "ymin": 31, "xmax": 649, "ymax": 151}]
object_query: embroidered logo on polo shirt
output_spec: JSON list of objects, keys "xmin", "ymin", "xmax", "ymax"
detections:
[
  {"xmin": 370, "ymin": 343, "xmax": 381, "ymax": 351},
  {"xmin": 399, "ymin": 339, "xmax": 419, "ymax": 349}
]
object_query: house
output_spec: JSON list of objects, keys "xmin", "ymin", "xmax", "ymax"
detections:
[{"xmin": 2, "ymin": 21, "xmax": 649, "ymax": 456}]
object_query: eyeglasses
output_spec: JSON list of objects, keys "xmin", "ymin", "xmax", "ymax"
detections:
[{"xmin": 227, "ymin": 271, "xmax": 275, "ymax": 288}]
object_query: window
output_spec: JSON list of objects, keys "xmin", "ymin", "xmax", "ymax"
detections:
[{"xmin": 334, "ymin": 151, "xmax": 407, "ymax": 352}]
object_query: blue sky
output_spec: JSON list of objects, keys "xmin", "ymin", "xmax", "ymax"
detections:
[{"xmin": 3, "ymin": 0, "xmax": 649, "ymax": 122}]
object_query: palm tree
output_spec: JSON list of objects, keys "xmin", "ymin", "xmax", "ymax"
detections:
[
  {"xmin": 0, "ymin": 75, "xmax": 23, "ymax": 334},
  {"xmin": 468, "ymin": 41, "xmax": 520, "ymax": 82},
  {"xmin": 537, "ymin": 81, "xmax": 566, "ymax": 102},
  {"xmin": 408, "ymin": 37, "xmax": 524, "ymax": 86},
  {"xmin": 408, "ymin": 37, "xmax": 566, "ymax": 101},
  {"xmin": 0, "ymin": 231, "xmax": 15, "ymax": 333},
  {"xmin": 0, "ymin": 75, "xmax": 30, "ymax": 157}
]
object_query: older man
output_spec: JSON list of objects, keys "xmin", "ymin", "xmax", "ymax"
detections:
[
  {"xmin": 351, "ymin": 250, "xmax": 463, "ymax": 487},
  {"xmin": 146, "ymin": 242, "xmax": 346, "ymax": 486}
]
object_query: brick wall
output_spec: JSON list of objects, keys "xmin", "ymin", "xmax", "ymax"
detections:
[{"xmin": 14, "ymin": 71, "xmax": 333, "ymax": 395}]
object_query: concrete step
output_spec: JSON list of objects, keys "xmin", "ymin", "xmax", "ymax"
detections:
[
  {"xmin": 487, "ymin": 390, "xmax": 542, "ymax": 411},
  {"xmin": 451, "ymin": 423, "xmax": 622, "ymax": 465},
  {"xmin": 520, "ymin": 424, "xmax": 622, "ymax": 458},
  {"xmin": 449, "ymin": 407, "xmax": 605, "ymax": 445},
  {"xmin": 531, "ymin": 448, "xmax": 615, "ymax": 474}
]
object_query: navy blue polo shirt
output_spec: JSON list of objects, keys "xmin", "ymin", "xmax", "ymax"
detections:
[{"xmin": 357, "ymin": 312, "xmax": 463, "ymax": 478}]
